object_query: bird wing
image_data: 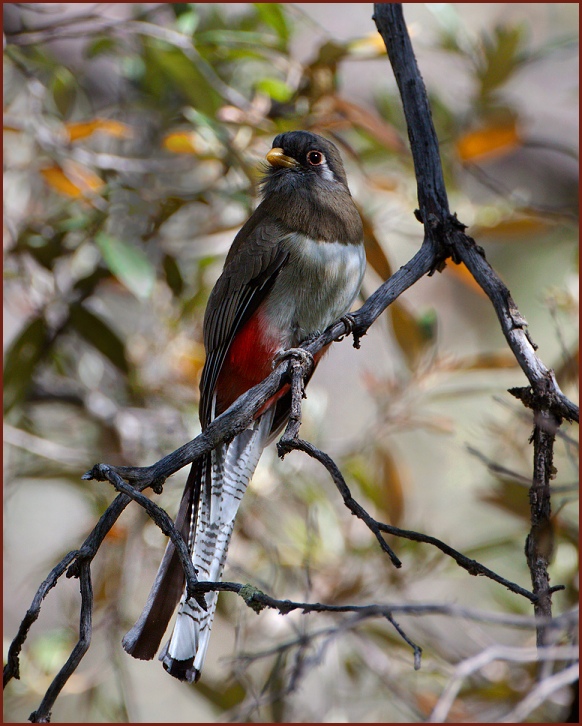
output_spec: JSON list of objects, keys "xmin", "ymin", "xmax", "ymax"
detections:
[{"xmin": 199, "ymin": 211, "xmax": 291, "ymax": 426}]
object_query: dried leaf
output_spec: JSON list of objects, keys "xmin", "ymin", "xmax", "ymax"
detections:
[
  {"xmin": 358, "ymin": 207, "xmax": 392, "ymax": 281},
  {"xmin": 390, "ymin": 300, "xmax": 434, "ymax": 368},
  {"xmin": 40, "ymin": 162, "xmax": 104, "ymax": 199},
  {"xmin": 366, "ymin": 174, "xmax": 398, "ymax": 192},
  {"xmin": 376, "ymin": 447, "xmax": 405, "ymax": 527},
  {"xmin": 471, "ymin": 216, "xmax": 549, "ymax": 240},
  {"xmin": 347, "ymin": 32, "xmax": 387, "ymax": 58},
  {"xmin": 65, "ymin": 118, "xmax": 132, "ymax": 142},
  {"xmin": 456, "ymin": 122, "xmax": 521, "ymax": 162},
  {"xmin": 327, "ymin": 96, "xmax": 405, "ymax": 153},
  {"xmin": 555, "ymin": 346, "xmax": 579, "ymax": 388},
  {"xmin": 346, "ymin": 449, "xmax": 406, "ymax": 527},
  {"xmin": 446, "ymin": 351, "xmax": 519, "ymax": 371},
  {"xmin": 446, "ymin": 262, "xmax": 488, "ymax": 297},
  {"xmin": 162, "ymin": 131, "xmax": 199, "ymax": 154},
  {"xmin": 104, "ymin": 523, "xmax": 127, "ymax": 543},
  {"xmin": 480, "ymin": 480, "xmax": 530, "ymax": 522},
  {"xmin": 170, "ymin": 339, "xmax": 206, "ymax": 384}
]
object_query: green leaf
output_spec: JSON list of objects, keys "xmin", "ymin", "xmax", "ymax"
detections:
[
  {"xmin": 255, "ymin": 77, "xmax": 294, "ymax": 103},
  {"xmin": 4, "ymin": 317, "xmax": 50, "ymax": 414},
  {"xmin": 253, "ymin": 3, "xmax": 290, "ymax": 45},
  {"xmin": 68, "ymin": 304, "xmax": 129, "ymax": 374},
  {"xmin": 85, "ymin": 37, "xmax": 117, "ymax": 59},
  {"xmin": 18, "ymin": 230, "xmax": 66, "ymax": 270},
  {"xmin": 142, "ymin": 43, "xmax": 222, "ymax": 115},
  {"xmin": 171, "ymin": 3, "xmax": 193, "ymax": 18},
  {"xmin": 312, "ymin": 40, "xmax": 348, "ymax": 68},
  {"xmin": 195, "ymin": 680, "xmax": 246, "ymax": 710},
  {"xmin": 50, "ymin": 67, "xmax": 77, "ymax": 118},
  {"xmin": 195, "ymin": 29, "xmax": 280, "ymax": 48},
  {"xmin": 478, "ymin": 25, "xmax": 525, "ymax": 102},
  {"xmin": 162, "ymin": 253, "xmax": 184, "ymax": 297},
  {"xmin": 176, "ymin": 9, "xmax": 199, "ymax": 36},
  {"xmin": 94, "ymin": 232, "xmax": 155, "ymax": 300}
]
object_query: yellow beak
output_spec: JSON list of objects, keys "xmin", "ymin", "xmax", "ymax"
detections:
[{"xmin": 266, "ymin": 147, "xmax": 298, "ymax": 168}]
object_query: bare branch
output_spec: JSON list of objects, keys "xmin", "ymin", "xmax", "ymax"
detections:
[
  {"xmin": 526, "ymin": 410, "xmax": 561, "ymax": 647},
  {"xmin": 372, "ymin": 3, "xmax": 578, "ymax": 425},
  {"xmin": 29, "ymin": 561, "xmax": 93, "ymax": 723},
  {"xmin": 500, "ymin": 662, "xmax": 579, "ymax": 723},
  {"xmin": 429, "ymin": 644, "xmax": 579, "ymax": 723},
  {"xmin": 3, "ymin": 551, "xmax": 79, "ymax": 687}
]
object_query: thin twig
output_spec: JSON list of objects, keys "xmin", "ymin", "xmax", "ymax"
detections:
[
  {"xmin": 184, "ymin": 582, "xmax": 579, "ymax": 630},
  {"xmin": 429, "ymin": 644, "xmax": 580, "ymax": 723},
  {"xmin": 278, "ymin": 437, "xmax": 402, "ymax": 569},
  {"xmin": 3, "ymin": 551, "xmax": 79, "ymax": 687},
  {"xmin": 500, "ymin": 662, "xmax": 579, "ymax": 723},
  {"xmin": 29, "ymin": 561, "xmax": 93, "ymax": 723}
]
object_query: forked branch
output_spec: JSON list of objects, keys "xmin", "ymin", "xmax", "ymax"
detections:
[{"xmin": 4, "ymin": 5, "xmax": 578, "ymax": 723}]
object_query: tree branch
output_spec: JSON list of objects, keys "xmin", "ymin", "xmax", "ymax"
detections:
[
  {"xmin": 372, "ymin": 2, "xmax": 578, "ymax": 425},
  {"xmin": 28, "ymin": 562, "xmax": 93, "ymax": 724},
  {"xmin": 526, "ymin": 410, "xmax": 561, "ymax": 647},
  {"xmin": 5, "ymin": 5, "xmax": 578, "ymax": 720}
]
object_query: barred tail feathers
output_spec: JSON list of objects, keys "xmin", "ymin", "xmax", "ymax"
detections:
[
  {"xmin": 121, "ymin": 463, "xmax": 198, "ymax": 660},
  {"xmin": 162, "ymin": 410, "xmax": 274, "ymax": 682}
]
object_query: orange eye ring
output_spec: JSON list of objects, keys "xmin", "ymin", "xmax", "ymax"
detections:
[{"xmin": 306, "ymin": 150, "xmax": 324, "ymax": 166}]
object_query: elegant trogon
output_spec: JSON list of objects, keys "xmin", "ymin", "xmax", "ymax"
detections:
[{"xmin": 122, "ymin": 130, "xmax": 366, "ymax": 682}]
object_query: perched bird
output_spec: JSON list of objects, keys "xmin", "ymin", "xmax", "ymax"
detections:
[{"xmin": 122, "ymin": 130, "xmax": 365, "ymax": 682}]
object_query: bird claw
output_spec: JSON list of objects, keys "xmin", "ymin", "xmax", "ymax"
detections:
[
  {"xmin": 337, "ymin": 313, "xmax": 362, "ymax": 348},
  {"xmin": 339, "ymin": 313, "xmax": 357, "ymax": 335},
  {"xmin": 272, "ymin": 347, "xmax": 314, "ymax": 370}
]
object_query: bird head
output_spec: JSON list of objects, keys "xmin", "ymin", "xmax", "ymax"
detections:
[{"xmin": 262, "ymin": 131, "xmax": 349, "ymax": 190}]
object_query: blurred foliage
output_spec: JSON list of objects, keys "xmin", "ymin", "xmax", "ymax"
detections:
[{"xmin": 3, "ymin": 3, "xmax": 578, "ymax": 723}]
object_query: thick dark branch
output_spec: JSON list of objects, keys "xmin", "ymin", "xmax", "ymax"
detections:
[
  {"xmin": 83, "ymin": 466, "xmax": 205, "ymax": 608},
  {"xmin": 373, "ymin": 1, "xmax": 577, "ymax": 662},
  {"xmin": 373, "ymin": 3, "xmax": 578, "ymax": 425},
  {"xmin": 526, "ymin": 410, "xmax": 560, "ymax": 647}
]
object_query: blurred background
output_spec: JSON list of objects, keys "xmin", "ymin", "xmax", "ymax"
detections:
[{"xmin": 3, "ymin": 3, "xmax": 578, "ymax": 722}]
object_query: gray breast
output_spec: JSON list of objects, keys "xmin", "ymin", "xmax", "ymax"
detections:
[{"xmin": 263, "ymin": 233, "xmax": 366, "ymax": 346}]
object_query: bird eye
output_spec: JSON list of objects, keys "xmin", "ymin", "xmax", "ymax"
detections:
[{"xmin": 306, "ymin": 150, "xmax": 324, "ymax": 166}]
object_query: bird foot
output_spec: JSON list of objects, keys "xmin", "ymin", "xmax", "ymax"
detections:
[
  {"xmin": 272, "ymin": 347, "xmax": 314, "ymax": 370},
  {"xmin": 338, "ymin": 313, "xmax": 362, "ymax": 349}
]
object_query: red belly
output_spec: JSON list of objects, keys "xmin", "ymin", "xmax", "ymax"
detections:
[
  {"xmin": 214, "ymin": 306, "xmax": 328, "ymax": 418},
  {"xmin": 215, "ymin": 307, "xmax": 281, "ymax": 416}
]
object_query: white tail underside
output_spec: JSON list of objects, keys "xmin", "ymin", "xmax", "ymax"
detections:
[{"xmin": 161, "ymin": 409, "xmax": 274, "ymax": 679}]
